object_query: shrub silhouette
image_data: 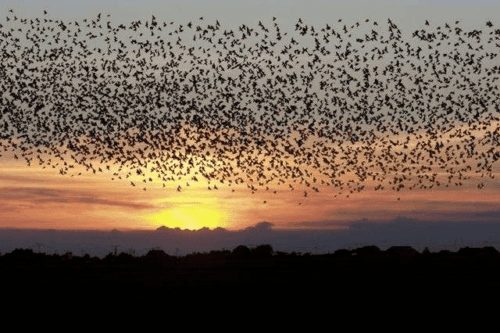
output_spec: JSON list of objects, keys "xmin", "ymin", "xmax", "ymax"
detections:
[
  {"xmin": 353, "ymin": 246, "xmax": 381, "ymax": 257},
  {"xmin": 386, "ymin": 246, "xmax": 419, "ymax": 257},
  {"xmin": 252, "ymin": 245, "xmax": 274, "ymax": 257},
  {"xmin": 1, "ymin": 245, "xmax": 500, "ymax": 293},
  {"xmin": 232, "ymin": 245, "xmax": 251, "ymax": 258}
]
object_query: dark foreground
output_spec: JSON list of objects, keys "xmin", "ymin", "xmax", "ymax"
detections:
[{"xmin": 2, "ymin": 245, "xmax": 500, "ymax": 299}]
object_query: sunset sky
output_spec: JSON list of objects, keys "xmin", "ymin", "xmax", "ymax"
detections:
[
  {"xmin": 1, "ymin": 156, "xmax": 498, "ymax": 230},
  {"xmin": 0, "ymin": 0, "xmax": 499, "ymax": 231}
]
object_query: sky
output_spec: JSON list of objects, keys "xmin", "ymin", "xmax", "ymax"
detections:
[
  {"xmin": 0, "ymin": 0, "xmax": 499, "ymax": 232},
  {"xmin": 1, "ymin": 0, "xmax": 500, "ymax": 28}
]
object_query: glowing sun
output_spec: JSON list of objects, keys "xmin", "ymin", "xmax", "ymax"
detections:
[{"xmin": 147, "ymin": 205, "xmax": 228, "ymax": 230}]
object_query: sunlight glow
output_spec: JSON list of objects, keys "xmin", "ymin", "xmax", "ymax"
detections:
[{"xmin": 147, "ymin": 205, "xmax": 228, "ymax": 230}]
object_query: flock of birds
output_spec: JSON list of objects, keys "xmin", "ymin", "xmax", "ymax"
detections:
[{"xmin": 0, "ymin": 11, "xmax": 498, "ymax": 199}]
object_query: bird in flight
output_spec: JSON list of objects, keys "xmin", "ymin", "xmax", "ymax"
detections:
[{"xmin": 0, "ymin": 11, "xmax": 497, "ymax": 201}]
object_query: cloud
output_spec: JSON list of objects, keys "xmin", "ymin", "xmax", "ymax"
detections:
[
  {"xmin": 326, "ymin": 199, "xmax": 500, "ymax": 222},
  {"xmin": 471, "ymin": 210, "xmax": 500, "ymax": 219},
  {"xmin": 0, "ymin": 203, "xmax": 21, "ymax": 213},
  {"xmin": 1, "ymin": 218, "xmax": 500, "ymax": 256},
  {"xmin": 0, "ymin": 187, "xmax": 154, "ymax": 210},
  {"xmin": 244, "ymin": 221, "xmax": 274, "ymax": 231},
  {"xmin": 0, "ymin": 174, "xmax": 50, "ymax": 184},
  {"xmin": 288, "ymin": 210, "xmax": 500, "ymax": 230},
  {"xmin": 289, "ymin": 220, "xmax": 352, "ymax": 229}
]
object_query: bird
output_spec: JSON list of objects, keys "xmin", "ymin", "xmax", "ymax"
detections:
[{"xmin": 0, "ymin": 12, "xmax": 496, "ymax": 203}]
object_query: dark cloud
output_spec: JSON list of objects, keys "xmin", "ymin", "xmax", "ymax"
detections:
[
  {"xmin": 0, "ymin": 203, "xmax": 21, "ymax": 213},
  {"xmin": 326, "ymin": 200, "xmax": 500, "ymax": 222},
  {"xmin": 1, "ymin": 218, "xmax": 500, "ymax": 256},
  {"xmin": 471, "ymin": 210, "xmax": 500, "ymax": 219},
  {"xmin": 0, "ymin": 187, "xmax": 154, "ymax": 210},
  {"xmin": 288, "ymin": 219, "xmax": 354, "ymax": 229},
  {"xmin": 244, "ymin": 221, "xmax": 274, "ymax": 231},
  {"xmin": 0, "ymin": 174, "xmax": 50, "ymax": 184}
]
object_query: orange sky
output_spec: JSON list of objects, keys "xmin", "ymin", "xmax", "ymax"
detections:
[
  {"xmin": 1, "ymin": 118, "xmax": 498, "ymax": 230},
  {"xmin": 1, "ymin": 155, "xmax": 498, "ymax": 230}
]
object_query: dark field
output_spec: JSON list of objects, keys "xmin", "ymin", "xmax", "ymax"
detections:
[{"xmin": 2, "ymin": 245, "xmax": 500, "ymax": 298}]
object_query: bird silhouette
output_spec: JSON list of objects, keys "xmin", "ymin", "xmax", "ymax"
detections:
[{"xmin": 0, "ymin": 11, "xmax": 497, "ymax": 202}]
